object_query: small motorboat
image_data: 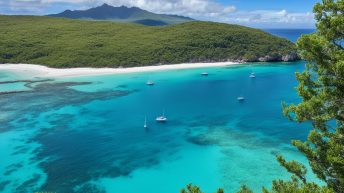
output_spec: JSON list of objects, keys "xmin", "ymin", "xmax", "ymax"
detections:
[
  {"xmin": 156, "ymin": 110, "xmax": 167, "ymax": 122},
  {"xmin": 156, "ymin": 116, "xmax": 167, "ymax": 122},
  {"xmin": 237, "ymin": 96, "xmax": 245, "ymax": 101},
  {"xmin": 146, "ymin": 80, "xmax": 154, "ymax": 85},
  {"xmin": 201, "ymin": 72, "xmax": 209, "ymax": 76},
  {"xmin": 249, "ymin": 73, "xmax": 256, "ymax": 78}
]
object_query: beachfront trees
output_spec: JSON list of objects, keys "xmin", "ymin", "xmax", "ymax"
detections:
[{"xmin": 269, "ymin": 0, "xmax": 344, "ymax": 192}]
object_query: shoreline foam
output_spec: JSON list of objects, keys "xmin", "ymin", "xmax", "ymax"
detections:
[{"xmin": 0, "ymin": 62, "xmax": 240, "ymax": 78}]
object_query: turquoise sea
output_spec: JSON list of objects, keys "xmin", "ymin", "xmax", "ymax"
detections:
[{"xmin": 0, "ymin": 30, "xmax": 318, "ymax": 193}]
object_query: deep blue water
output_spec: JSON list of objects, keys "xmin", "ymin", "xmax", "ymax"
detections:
[
  {"xmin": 263, "ymin": 29, "xmax": 316, "ymax": 42},
  {"xmin": 0, "ymin": 30, "xmax": 318, "ymax": 193}
]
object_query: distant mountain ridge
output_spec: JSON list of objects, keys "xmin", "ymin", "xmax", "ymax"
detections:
[{"xmin": 47, "ymin": 4, "xmax": 194, "ymax": 26}]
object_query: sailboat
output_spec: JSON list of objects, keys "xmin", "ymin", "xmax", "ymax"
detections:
[
  {"xmin": 144, "ymin": 117, "xmax": 148, "ymax": 128},
  {"xmin": 156, "ymin": 110, "xmax": 167, "ymax": 122},
  {"xmin": 249, "ymin": 64, "xmax": 256, "ymax": 78}
]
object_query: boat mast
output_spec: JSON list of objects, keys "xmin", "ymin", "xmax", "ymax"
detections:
[{"xmin": 144, "ymin": 116, "xmax": 147, "ymax": 128}]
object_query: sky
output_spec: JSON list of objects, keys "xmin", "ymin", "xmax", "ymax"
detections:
[{"xmin": 0, "ymin": 0, "xmax": 320, "ymax": 28}]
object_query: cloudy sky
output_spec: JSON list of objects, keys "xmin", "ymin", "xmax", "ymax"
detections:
[{"xmin": 0, "ymin": 0, "xmax": 319, "ymax": 28}]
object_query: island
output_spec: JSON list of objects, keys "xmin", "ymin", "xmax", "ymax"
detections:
[{"xmin": 0, "ymin": 15, "xmax": 299, "ymax": 68}]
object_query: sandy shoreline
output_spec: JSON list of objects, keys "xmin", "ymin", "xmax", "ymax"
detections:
[{"xmin": 0, "ymin": 62, "xmax": 240, "ymax": 78}]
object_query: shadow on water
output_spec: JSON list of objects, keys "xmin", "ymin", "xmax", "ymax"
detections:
[{"xmin": 30, "ymin": 121, "xmax": 183, "ymax": 192}]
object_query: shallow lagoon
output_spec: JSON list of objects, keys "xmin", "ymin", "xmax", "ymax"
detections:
[{"xmin": 0, "ymin": 62, "xmax": 321, "ymax": 193}]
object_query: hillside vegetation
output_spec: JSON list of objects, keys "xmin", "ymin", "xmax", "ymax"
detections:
[{"xmin": 0, "ymin": 15, "xmax": 299, "ymax": 68}]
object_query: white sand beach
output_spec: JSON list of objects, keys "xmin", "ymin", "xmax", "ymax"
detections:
[{"xmin": 0, "ymin": 62, "xmax": 240, "ymax": 78}]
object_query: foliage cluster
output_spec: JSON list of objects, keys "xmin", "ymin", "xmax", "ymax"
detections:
[{"xmin": 0, "ymin": 16, "xmax": 296, "ymax": 68}]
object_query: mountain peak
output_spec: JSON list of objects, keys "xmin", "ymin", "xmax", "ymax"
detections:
[
  {"xmin": 98, "ymin": 4, "xmax": 129, "ymax": 9},
  {"xmin": 100, "ymin": 3, "xmax": 110, "ymax": 7},
  {"xmin": 48, "ymin": 4, "xmax": 193, "ymax": 26}
]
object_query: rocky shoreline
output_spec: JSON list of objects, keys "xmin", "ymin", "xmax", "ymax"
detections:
[{"xmin": 182, "ymin": 53, "xmax": 300, "ymax": 65}]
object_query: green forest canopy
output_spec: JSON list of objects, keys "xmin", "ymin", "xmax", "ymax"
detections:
[{"xmin": 0, "ymin": 15, "xmax": 298, "ymax": 68}]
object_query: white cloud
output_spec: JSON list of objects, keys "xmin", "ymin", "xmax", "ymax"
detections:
[
  {"xmin": 218, "ymin": 9, "xmax": 315, "ymax": 28},
  {"xmin": 6, "ymin": 0, "xmax": 45, "ymax": 13},
  {"xmin": 1, "ymin": 0, "xmax": 315, "ymax": 28}
]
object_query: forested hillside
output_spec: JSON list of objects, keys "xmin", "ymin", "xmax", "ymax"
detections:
[{"xmin": 0, "ymin": 15, "xmax": 299, "ymax": 68}]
